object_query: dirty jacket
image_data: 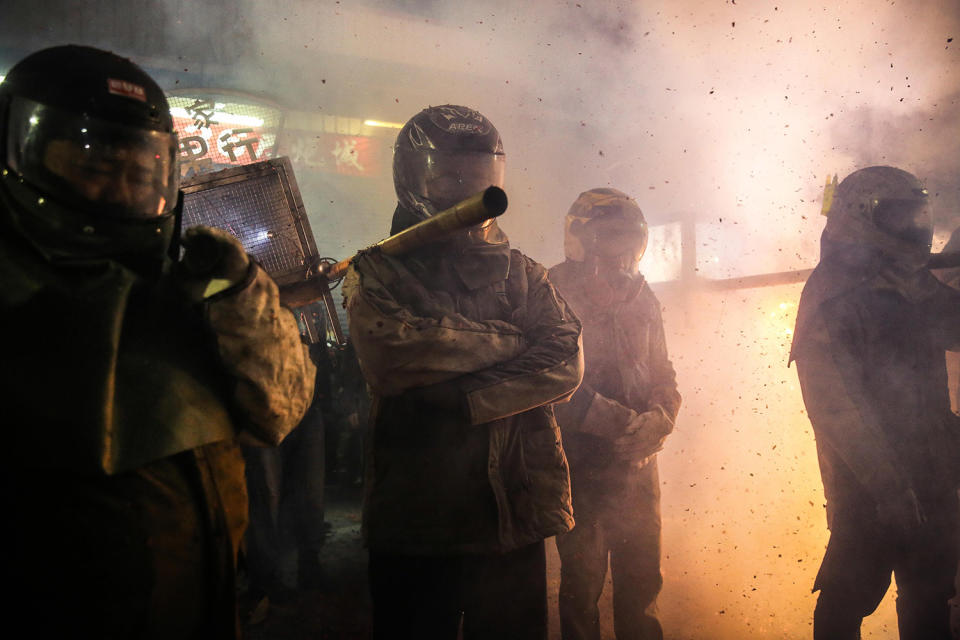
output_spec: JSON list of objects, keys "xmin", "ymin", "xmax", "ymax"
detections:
[
  {"xmin": 548, "ymin": 259, "xmax": 681, "ymax": 476},
  {"xmin": 935, "ymin": 262, "xmax": 960, "ymax": 415},
  {"xmin": 791, "ymin": 246, "xmax": 960, "ymax": 521},
  {"xmin": 0, "ymin": 221, "xmax": 315, "ymax": 638},
  {"xmin": 344, "ymin": 228, "xmax": 583, "ymax": 555}
]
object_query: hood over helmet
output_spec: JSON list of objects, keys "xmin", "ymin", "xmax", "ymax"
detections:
[
  {"xmin": 822, "ymin": 165, "xmax": 931, "ymax": 273},
  {"xmin": 791, "ymin": 166, "xmax": 938, "ymax": 363}
]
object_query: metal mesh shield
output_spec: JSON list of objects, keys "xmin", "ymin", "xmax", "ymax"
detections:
[{"xmin": 180, "ymin": 157, "xmax": 318, "ymax": 286}]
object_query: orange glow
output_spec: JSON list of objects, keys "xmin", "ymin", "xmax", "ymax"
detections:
[{"xmin": 641, "ymin": 283, "xmax": 898, "ymax": 637}]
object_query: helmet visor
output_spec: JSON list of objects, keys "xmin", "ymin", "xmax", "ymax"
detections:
[
  {"xmin": 594, "ymin": 227, "xmax": 648, "ymax": 260},
  {"xmin": 6, "ymin": 97, "xmax": 179, "ymax": 219},
  {"xmin": 419, "ymin": 150, "xmax": 505, "ymax": 213},
  {"xmin": 589, "ymin": 214, "xmax": 649, "ymax": 260},
  {"xmin": 873, "ymin": 197, "xmax": 933, "ymax": 247}
]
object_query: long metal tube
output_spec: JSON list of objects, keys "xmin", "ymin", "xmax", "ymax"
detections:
[{"xmin": 279, "ymin": 186, "xmax": 508, "ymax": 310}]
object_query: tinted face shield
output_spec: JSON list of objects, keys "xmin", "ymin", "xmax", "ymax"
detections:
[
  {"xmin": 873, "ymin": 196, "xmax": 932, "ymax": 248},
  {"xmin": 587, "ymin": 214, "xmax": 649, "ymax": 272},
  {"xmin": 400, "ymin": 148, "xmax": 505, "ymax": 215},
  {"xmin": 6, "ymin": 97, "xmax": 179, "ymax": 220}
]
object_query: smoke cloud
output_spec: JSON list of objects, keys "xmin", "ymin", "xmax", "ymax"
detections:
[
  {"xmin": 240, "ymin": 4, "xmax": 959, "ymax": 637},
  {"xmin": 3, "ymin": 1, "xmax": 959, "ymax": 637}
]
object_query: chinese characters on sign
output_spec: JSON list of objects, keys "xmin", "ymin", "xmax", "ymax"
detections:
[
  {"xmin": 220, "ymin": 128, "xmax": 261, "ymax": 161},
  {"xmin": 284, "ymin": 131, "xmax": 382, "ymax": 177},
  {"xmin": 187, "ymin": 99, "xmax": 216, "ymax": 128},
  {"xmin": 169, "ymin": 95, "xmax": 281, "ymax": 178},
  {"xmin": 168, "ymin": 94, "xmax": 387, "ymax": 179}
]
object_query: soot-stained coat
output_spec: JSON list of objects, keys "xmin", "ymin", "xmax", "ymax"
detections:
[
  {"xmin": 548, "ymin": 258, "xmax": 681, "ymax": 640},
  {"xmin": 343, "ymin": 232, "xmax": 584, "ymax": 555},
  {"xmin": 791, "ymin": 242, "xmax": 960, "ymax": 637},
  {"xmin": 791, "ymin": 251, "xmax": 960, "ymax": 521},
  {"xmin": 548, "ymin": 259, "xmax": 680, "ymax": 467},
  {"xmin": 0, "ymin": 223, "xmax": 315, "ymax": 638}
]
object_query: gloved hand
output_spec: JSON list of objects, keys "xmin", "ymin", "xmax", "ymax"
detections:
[
  {"xmin": 876, "ymin": 487, "xmax": 926, "ymax": 535},
  {"xmin": 177, "ymin": 225, "xmax": 252, "ymax": 302},
  {"xmin": 611, "ymin": 405, "xmax": 674, "ymax": 464}
]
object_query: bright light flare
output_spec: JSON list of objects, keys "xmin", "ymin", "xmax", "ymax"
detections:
[
  {"xmin": 643, "ymin": 222, "xmax": 682, "ymax": 283},
  {"xmin": 364, "ymin": 119, "xmax": 403, "ymax": 129}
]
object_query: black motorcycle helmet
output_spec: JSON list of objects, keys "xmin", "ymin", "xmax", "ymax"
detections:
[
  {"xmin": 392, "ymin": 104, "xmax": 505, "ymax": 222},
  {"xmin": 0, "ymin": 45, "xmax": 180, "ymax": 265}
]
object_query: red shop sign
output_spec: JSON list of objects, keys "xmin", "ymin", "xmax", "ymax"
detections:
[{"xmin": 284, "ymin": 130, "xmax": 383, "ymax": 177}]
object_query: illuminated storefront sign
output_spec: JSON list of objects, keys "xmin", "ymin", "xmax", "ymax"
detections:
[
  {"xmin": 167, "ymin": 91, "xmax": 386, "ymax": 179},
  {"xmin": 283, "ymin": 130, "xmax": 384, "ymax": 177},
  {"xmin": 168, "ymin": 93, "xmax": 283, "ymax": 178}
]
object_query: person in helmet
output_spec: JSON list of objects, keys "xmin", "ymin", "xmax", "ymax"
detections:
[
  {"xmin": 0, "ymin": 45, "xmax": 315, "ymax": 637},
  {"xmin": 931, "ymin": 224, "xmax": 960, "ymax": 636},
  {"xmin": 790, "ymin": 166, "xmax": 960, "ymax": 639},
  {"xmin": 342, "ymin": 104, "xmax": 583, "ymax": 639},
  {"xmin": 548, "ymin": 188, "xmax": 681, "ymax": 640},
  {"xmin": 933, "ymin": 225, "xmax": 960, "ymax": 416}
]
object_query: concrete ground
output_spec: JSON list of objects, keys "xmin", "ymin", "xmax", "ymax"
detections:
[
  {"xmin": 240, "ymin": 481, "xmax": 960, "ymax": 639},
  {"xmin": 240, "ymin": 485, "xmax": 616, "ymax": 640},
  {"xmin": 243, "ymin": 484, "xmax": 373, "ymax": 640}
]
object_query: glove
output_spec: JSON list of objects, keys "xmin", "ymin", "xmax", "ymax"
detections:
[
  {"xmin": 876, "ymin": 488, "xmax": 926, "ymax": 535},
  {"xmin": 611, "ymin": 405, "xmax": 674, "ymax": 464},
  {"xmin": 177, "ymin": 225, "xmax": 252, "ymax": 302}
]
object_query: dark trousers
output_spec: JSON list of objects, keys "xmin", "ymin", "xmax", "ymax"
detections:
[
  {"xmin": 243, "ymin": 408, "xmax": 326, "ymax": 594},
  {"xmin": 953, "ymin": 489, "xmax": 960, "ymax": 637},
  {"xmin": 812, "ymin": 491, "xmax": 959, "ymax": 640},
  {"xmin": 556, "ymin": 457, "xmax": 663, "ymax": 640},
  {"xmin": 368, "ymin": 540, "xmax": 548, "ymax": 640},
  {"xmin": 4, "ymin": 447, "xmax": 243, "ymax": 640}
]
